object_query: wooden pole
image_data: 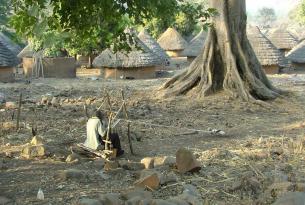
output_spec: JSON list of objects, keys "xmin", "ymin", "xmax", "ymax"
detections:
[
  {"xmin": 84, "ymin": 104, "xmax": 89, "ymax": 119},
  {"xmin": 121, "ymin": 89, "xmax": 134, "ymax": 155},
  {"xmin": 16, "ymin": 93, "xmax": 22, "ymax": 131}
]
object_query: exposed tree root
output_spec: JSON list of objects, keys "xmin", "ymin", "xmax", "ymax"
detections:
[{"xmin": 160, "ymin": 0, "xmax": 283, "ymax": 102}]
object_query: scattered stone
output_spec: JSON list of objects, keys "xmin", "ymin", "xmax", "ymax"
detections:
[
  {"xmin": 141, "ymin": 157, "xmax": 155, "ymax": 169},
  {"xmin": 21, "ymin": 145, "xmax": 45, "ymax": 159},
  {"xmin": 56, "ymin": 169, "xmax": 86, "ymax": 181},
  {"xmin": 167, "ymin": 198, "xmax": 189, "ymax": 205},
  {"xmin": 30, "ymin": 136, "xmax": 44, "ymax": 145},
  {"xmin": 119, "ymin": 160, "xmax": 145, "ymax": 171},
  {"xmin": 104, "ymin": 160, "xmax": 120, "ymax": 171},
  {"xmin": 66, "ymin": 153, "xmax": 79, "ymax": 163},
  {"xmin": 51, "ymin": 97, "xmax": 60, "ymax": 107},
  {"xmin": 121, "ymin": 189, "xmax": 153, "ymax": 201},
  {"xmin": 5, "ymin": 102, "xmax": 17, "ymax": 109},
  {"xmin": 272, "ymin": 192, "xmax": 305, "ymax": 205},
  {"xmin": 41, "ymin": 96, "xmax": 49, "ymax": 105},
  {"xmin": 134, "ymin": 171, "xmax": 160, "ymax": 190},
  {"xmin": 182, "ymin": 184, "xmax": 201, "ymax": 197},
  {"xmin": 0, "ymin": 196, "xmax": 12, "ymax": 204},
  {"xmin": 150, "ymin": 199, "xmax": 175, "ymax": 205},
  {"xmin": 176, "ymin": 148, "xmax": 201, "ymax": 174},
  {"xmin": 176, "ymin": 193, "xmax": 201, "ymax": 205},
  {"xmin": 99, "ymin": 193, "xmax": 122, "ymax": 205},
  {"xmin": 78, "ymin": 198, "xmax": 102, "ymax": 205},
  {"xmin": 154, "ymin": 156, "xmax": 176, "ymax": 168},
  {"xmin": 2, "ymin": 121, "xmax": 15, "ymax": 130},
  {"xmin": 160, "ymin": 172, "xmax": 178, "ymax": 185},
  {"xmin": 271, "ymin": 148, "xmax": 284, "ymax": 156}
]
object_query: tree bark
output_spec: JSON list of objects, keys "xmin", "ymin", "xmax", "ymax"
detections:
[{"xmin": 161, "ymin": 0, "xmax": 282, "ymax": 102}]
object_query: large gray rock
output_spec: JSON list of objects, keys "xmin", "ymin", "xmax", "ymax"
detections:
[
  {"xmin": 272, "ymin": 192, "xmax": 305, "ymax": 205},
  {"xmin": 99, "ymin": 193, "xmax": 122, "ymax": 205},
  {"xmin": 78, "ymin": 198, "xmax": 102, "ymax": 205}
]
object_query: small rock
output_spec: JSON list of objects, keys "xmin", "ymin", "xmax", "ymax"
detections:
[
  {"xmin": 271, "ymin": 148, "xmax": 284, "ymax": 156},
  {"xmin": 5, "ymin": 102, "xmax": 17, "ymax": 109},
  {"xmin": 0, "ymin": 196, "xmax": 12, "ymax": 204},
  {"xmin": 141, "ymin": 157, "xmax": 155, "ymax": 169},
  {"xmin": 272, "ymin": 192, "xmax": 305, "ymax": 205},
  {"xmin": 176, "ymin": 193, "xmax": 202, "ymax": 205},
  {"xmin": 154, "ymin": 156, "xmax": 176, "ymax": 168},
  {"xmin": 99, "ymin": 193, "xmax": 122, "ymax": 205},
  {"xmin": 0, "ymin": 92, "xmax": 6, "ymax": 104},
  {"xmin": 78, "ymin": 198, "xmax": 102, "ymax": 205},
  {"xmin": 92, "ymin": 159, "xmax": 105, "ymax": 168},
  {"xmin": 119, "ymin": 160, "xmax": 145, "ymax": 171},
  {"xmin": 134, "ymin": 171, "xmax": 160, "ymax": 190},
  {"xmin": 176, "ymin": 148, "xmax": 201, "ymax": 174},
  {"xmin": 66, "ymin": 153, "xmax": 79, "ymax": 163},
  {"xmin": 121, "ymin": 189, "xmax": 153, "ymax": 200},
  {"xmin": 104, "ymin": 160, "xmax": 120, "ymax": 171},
  {"xmin": 167, "ymin": 198, "xmax": 189, "ymax": 205},
  {"xmin": 21, "ymin": 145, "xmax": 45, "ymax": 159},
  {"xmin": 182, "ymin": 184, "xmax": 201, "ymax": 197},
  {"xmin": 30, "ymin": 136, "xmax": 44, "ymax": 145},
  {"xmin": 150, "ymin": 199, "xmax": 176, "ymax": 205},
  {"xmin": 51, "ymin": 97, "xmax": 60, "ymax": 107},
  {"xmin": 56, "ymin": 169, "xmax": 86, "ymax": 181},
  {"xmin": 41, "ymin": 96, "xmax": 49, "ymax": 105},
  {"xmin": 2, "ymin": 122, "xmax": 15, "ymax": 130},
  {"xmin": 160, "ymin": 173, "xmax": 178, "ymax": 185}
]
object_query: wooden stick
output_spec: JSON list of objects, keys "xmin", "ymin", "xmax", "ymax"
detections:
[
  {"xmin": 121, "ymin": 89, "xmax": 134, "ymax": 155},
  {"xmin": 16, "ymin": 93, "xmax": 22, "ymax": 131},
  {"xmin": 105, "ymin": 113, "xmax": 113, "ymax": 151},
  {"xmin": 105, "ymin": 90, "xmax": 112, "ymax": 112},
  {"xmin": 84, "ymin": 104, "xmax": 89, "ymax": 119}
]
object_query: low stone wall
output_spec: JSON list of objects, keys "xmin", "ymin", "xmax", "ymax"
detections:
[
  {"xmin": 23, "ymin": 57, "xmax": 76, "ymax": 78},
  {"xmin": 76, "ymin": 68, "xmax": 104, "ymax": 78},
  {"xmin": 263, "ymin": 65, "xmax": 279, "ymax": 75},
  {"xmin": 104, "ymin": 67, "xmax": 156, "ymax": 79},
  {"xmin": 0, "ymin": 67, "xmax": 14, "ymax": 83}
]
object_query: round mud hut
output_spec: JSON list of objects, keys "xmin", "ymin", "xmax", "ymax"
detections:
[
  {"xmin": 0, "ymin": 41, "xmax": 18, "ymax": 82},
  {"xmin": 286, "ymin": 40, "xmax": 305, "ymax": 72},
  {"xmin": 267, "ymin": 28, "xmax": 298, "ymax": 55},
  {"xmin": 93, "ymin": 38, "xmax": 163, "ymax": 80},
  {"xmin": 247, "ymin": 26, "xmax": 283, "ymax": 75},
  {"xmin": 138, "ymin": 29, "xmax": 169, "ymax": 67},
  {"xmin": 18, "ymin": 45, "xmax": 76, "ymax": 78},
  {"xmin": 157, "ymin": 28, "xmax": 188, "ymax": 58},
  {"xmin": 182, "ymin": 29, "xmax": 207, "ymax": 63}
]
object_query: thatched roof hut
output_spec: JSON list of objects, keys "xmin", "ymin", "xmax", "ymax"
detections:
[
  {"xmin": 17, "ymin": 44, "xmax": 35, "ymax": 58},
  {"xmin": 157, "ymin": 28, "xmax": 188, "ymax": 57},
  {"xmin": 93, "ymin": 36, "xmax": 163, "ymax": 79},
  {"xmin": 247, "ymin": 27, "xmax": 284, "ymax": 74},
  {"xmin": 0, "ymin": 41, "xmax": 17, "ymax": 82},
  {"xmin": 286, "ymin": 40, "xmax": 305, "ymax": 72},
  {"xmin": 0, "ymin": 33, "xmax": 21, "ymax": 57},
  {"xmin": 182, "ymin": 29, "xmax": 206, "ymax": 61},
  {"xmin": 267, "ymin": 28, "xmax": 298, "ymax": 52},
  {"xmin": 138, "ymin": 29, "xmax": 169, "ymax": 65}
]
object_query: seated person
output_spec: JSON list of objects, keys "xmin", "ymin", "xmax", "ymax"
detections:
[{"xmin": 84, "ymin": 110, "xmax": 124, "ymax": 156}]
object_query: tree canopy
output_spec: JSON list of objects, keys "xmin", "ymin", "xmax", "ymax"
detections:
[
  {"xmin": 256, "ymin": 7, "xmax": 277, "ymax": 29},
  {"xmin": 289, "ymin": 0, "xmax": 305, "ymax": 25}
]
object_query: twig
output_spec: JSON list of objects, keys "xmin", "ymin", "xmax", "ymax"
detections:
[
  {"xmin": 121, "ymin": 89, "xmax": 134, "ymax": 155},
  {"xmin": 16, "ymin": 93, "xmax": 22, "ymax": 131}
]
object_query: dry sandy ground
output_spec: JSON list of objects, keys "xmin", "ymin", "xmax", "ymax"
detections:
[{"xmin": 0, "ymin": 74, "xmax": 305, "ymax": 204}]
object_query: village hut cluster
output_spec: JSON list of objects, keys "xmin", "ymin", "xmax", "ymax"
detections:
[{"xmin": 2, "ymin": 25, "xmax": 305, "ymax": 83}]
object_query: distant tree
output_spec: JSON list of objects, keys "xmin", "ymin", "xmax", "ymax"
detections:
[
  {"xmin": 289, "ymin": 0, "xmax": 305, "ymax": 25},
  {"xmin": 256, "ymin": 7, "xmax": 277, "ymax": 29},
  {"xmin": 141, "ymin": 1, "xmax": 214, "ymax": 38}
]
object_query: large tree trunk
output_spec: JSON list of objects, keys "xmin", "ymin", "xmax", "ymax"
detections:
[{"xmin": 161, "ymin": 0, "xmax": 282, "ymax": 101}]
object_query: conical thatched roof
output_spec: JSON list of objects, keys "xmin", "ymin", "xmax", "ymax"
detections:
[
  {"xmin": 93, "ymin": 36, "xmax": 163, "ymax": 68},
  {"xmin": 182, "ymin": 29, "xmax": 206, "ymax": 57},
  {"xmin": 247, "ymin": 26, "xmax": 283, "ymax": 66},
  {"xmin": 17, "ymin": 44, "xmax": 35, "ymax": 58},
  {"xmin": 286, "ymin": 40, "xmax": 305, "ymax": 63},
  {"xmin": 267, "ymin": 28, "xmax": 298, "ymax": 50},
  {"xmin": 0, "ymin": 33, "xmax": 21, "ymax": 56},
  {"xmin": 157, "ymin": 28, "xmax": 188, "ymax": 51},
  {"xmin": 138, "ymin": 29, "xmax": 169, "ymax": 62},
  {"xmin": 0, "ymin": 41, "xmax": 18, "ymax": 67}
]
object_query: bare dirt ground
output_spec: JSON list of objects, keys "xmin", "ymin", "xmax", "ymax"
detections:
[{"xmin": 1, "ymin": 73, "xmax": 305, "ymax": 204}]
